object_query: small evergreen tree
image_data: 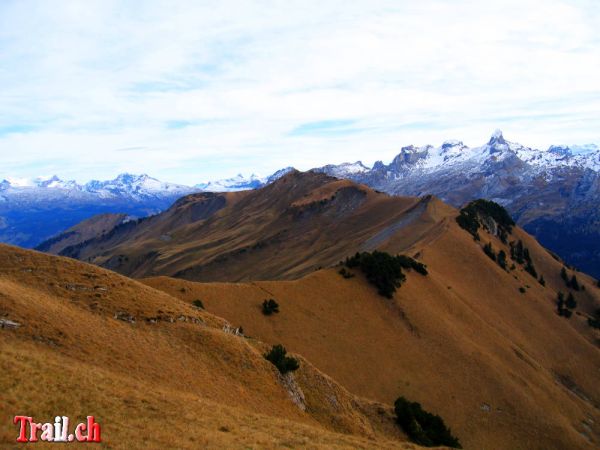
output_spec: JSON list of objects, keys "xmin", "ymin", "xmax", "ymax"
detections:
[
  {"xmin": 560, "ymin": 267, "xmax": 568, "ymax": 283},
  {"xmin": 483, "ymin": 242, "xmax": 496, "ymax": 261},
  {"xmin": 566, "ymin": 292, "xmax": 577, "ymax": 310},
  {"xmin": 515, "ymin": 240, "xmax": 525, "ymax": 264},
  {"xmin": 524, "ymin": 261, "xmax": 537, "ymax": 278},
  {"xmin": 497, "ymin": 250, "xmax": 507, "ymax": 270},
  {"xmin": 557, "ymin": 292, "xmax": 565, "ymax": 316},
  {"xmin": 523, "ymin": 248, "xmax": 531, "ymax": 263},
  {"xmin": 569, "ymin": 274, "xmax": 580, "ymax": 291},
  {"xmin": 338, "ymin": 267, "xmax": 355, "ymax": 279},
  {"xmin": 262, "ymin": 299, "xmax": 280, "ymax": 315},
  {"xmin": 192, "ymin": 299, "xmax": 205, "ymax": 309},
  {"xmin": 538, "ymin": 275, "xmax": 545, "ymax": 286}
]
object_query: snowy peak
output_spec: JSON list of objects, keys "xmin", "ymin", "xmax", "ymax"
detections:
[
  {"xmin": 264, "ymin": 167, "xmax": 295, "ymax": 184},
  {"xmin": 488, "ymin": 129, "xmax": 506, "ymax": 145},
  {"xmin": 316, "ymin": 130, "xmax": 600, "ymax": 180},
  {"xmin": 83, "ymin": 173, "xmax": 195, "ymax": 199},
  {"xmin": 315, "ymin": 162, "xmax": 369, "ymax": 178},
  {"xmin": 195, "ymin": 168, "xmax": 296, "ymax": 192},
  {"xmin": 36, "ymin": 175, "xmax": 80, "ymax": 190}
]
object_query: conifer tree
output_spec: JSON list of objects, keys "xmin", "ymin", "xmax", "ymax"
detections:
[
  {"xmin": 569, "ymin": 274, "xmax": 580, "ymax": 291},
  {"xmin": 566, "ymin": 292, "xmax": 577, "ymax": 309}
]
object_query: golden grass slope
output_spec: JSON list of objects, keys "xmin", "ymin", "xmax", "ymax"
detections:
[
  {"xmin": 144, "ymin": 219, "xmax": 600, "ymax": 450},
  {"xmin": 0, "ymin": 244, "xmax": 429, "ymax": 449}
]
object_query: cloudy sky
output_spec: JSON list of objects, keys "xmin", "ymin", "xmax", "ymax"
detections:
[{"xmin": 1, "ymin": 0, "xmax": 599, "ymax": 184}]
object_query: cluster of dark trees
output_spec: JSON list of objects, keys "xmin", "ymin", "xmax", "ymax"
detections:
[
  {"xmin": 394, "ymin": 396, "xmax": 461, "ymax": 448},
  {"xmin": 510, "ymin": 240, "xmax": 539, "ymax": 279},
  {"xmin": 264, "ymin": 344, "xmax": 299, "ymax": 374},
  {"xmin": 560, "ymin": 267, "xmax": 581, "ymax": 291},
  {"xmin": 556, "ymin": 291, "xmax": 577, "ymax": 318},
  {"xmin": 344, "ymin": 251, "xmax": 427, "ymax": 298},
  {"xmin": 456, "ymin": 199, "xmax": 514, "ymax": 242}
]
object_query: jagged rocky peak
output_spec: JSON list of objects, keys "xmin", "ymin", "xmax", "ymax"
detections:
[
  {"xmin": 441, "ymin": 140, "xmax": 466, "ymax": 149},
  {"xmin": 391, "ymin": 145, "xmax": 430, "ymax": 166},
  {"xmin": 440, "ymin": 140, "xmax": 468, "ymax": 155},
  {"xmin": 488, "ymin": 129, "xmax": 507, "ymax": 145}
]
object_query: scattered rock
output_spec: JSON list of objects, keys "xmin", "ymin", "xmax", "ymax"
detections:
[
  {"xmin": 114, "ymin": 311, "xmax": 135, "ymax": 323},
  {"xmin": 0, "ymin": 319, "xmax": 21, "ymax": 329},
  {"xmin": 222, "ymin": 323, "xmax": 244, "ymax": 336},
  {"xmin": 278, "ymin": 372, "xmax": 306, "ymax": 411},
  {"xmin": 65, "ymin": 283, "xmax": 90, "ymax": 292},
  {"xmin": 480, "ymin": 403, "xmax": 491, "ymax": 412}
]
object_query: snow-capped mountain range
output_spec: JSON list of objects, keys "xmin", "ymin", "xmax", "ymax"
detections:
[
  {"xmin": 314, "ymin": 130, "xmax": 600, "ymax": 277},
  {"xmin": 0, "ymin": 173, "xmax": 195, "ymax": 201},
  {"xmin": 1, "ymin": 168, "xmax": 297, "ymax": 199},
  {"xmin": 0, "ymin": 169, "xmax": 292, "ymax": 249},
  {"xmin": 316, "ymin": 130, "xmax": 600, "ymax": 181},
  {"xmin": 1, "ymin": 131, "xmax": 599, "ymax": 276}
]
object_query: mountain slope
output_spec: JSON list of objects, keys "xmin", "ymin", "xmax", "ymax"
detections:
[
  {"xmin": 54, "ymin": 171, "xmax": 453, "ymax": 281},
  {"xmin": 0, "ymin": 243, "xmax": 419, "ymax": 449},
  {"xmin": 315, "ymin": 131, "xmax": 600, "ymax": 277},
  {"xmin": 144, "ymin": 218, "xmax": 600, "ymax": 450},
  {"xmin": 18, "ymin": 170, "xmax": 600, "ymax": 448}
]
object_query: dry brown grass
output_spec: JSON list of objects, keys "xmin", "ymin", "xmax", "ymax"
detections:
[
  {"xmin": 0, "ymin": 244, "xmax": 425, "ymax": 449},
  {"xmin": 144, "ymin": 220, "xmax": 600, "ymax": 450}
]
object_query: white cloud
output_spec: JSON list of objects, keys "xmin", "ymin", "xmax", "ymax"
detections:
[{"xmin": 0, "ymin": 0, "xmax": 599, "ymax": 184}]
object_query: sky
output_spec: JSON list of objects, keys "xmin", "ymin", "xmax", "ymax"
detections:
[{"xmin": 0, "ymin": 0, "xmax": 599, "ymax": 185}]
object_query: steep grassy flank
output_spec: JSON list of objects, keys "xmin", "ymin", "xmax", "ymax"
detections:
[
  {"xmin": 144, "ymin": 220, "xmax": 600, "ymax": 450},
  {"xmin": 0, "ymin": 244, "xmax": 420, "ymax": 449}
]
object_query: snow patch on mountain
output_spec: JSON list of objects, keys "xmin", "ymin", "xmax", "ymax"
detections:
[{"xmin": 195, "ymin": 167, "xmax": 296, "ymax": 192}]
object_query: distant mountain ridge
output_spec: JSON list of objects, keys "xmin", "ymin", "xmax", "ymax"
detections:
[
  {"xmin": 3, "ymin": 132, "xmax": 600, "ymax": 276},
  {"xmin": 0, "ymin": 169, "xmax": 292, "ymax": 249},
  {"xmin": 314, "ymin": 131, "xmax": 600, "ymax": 277}
]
